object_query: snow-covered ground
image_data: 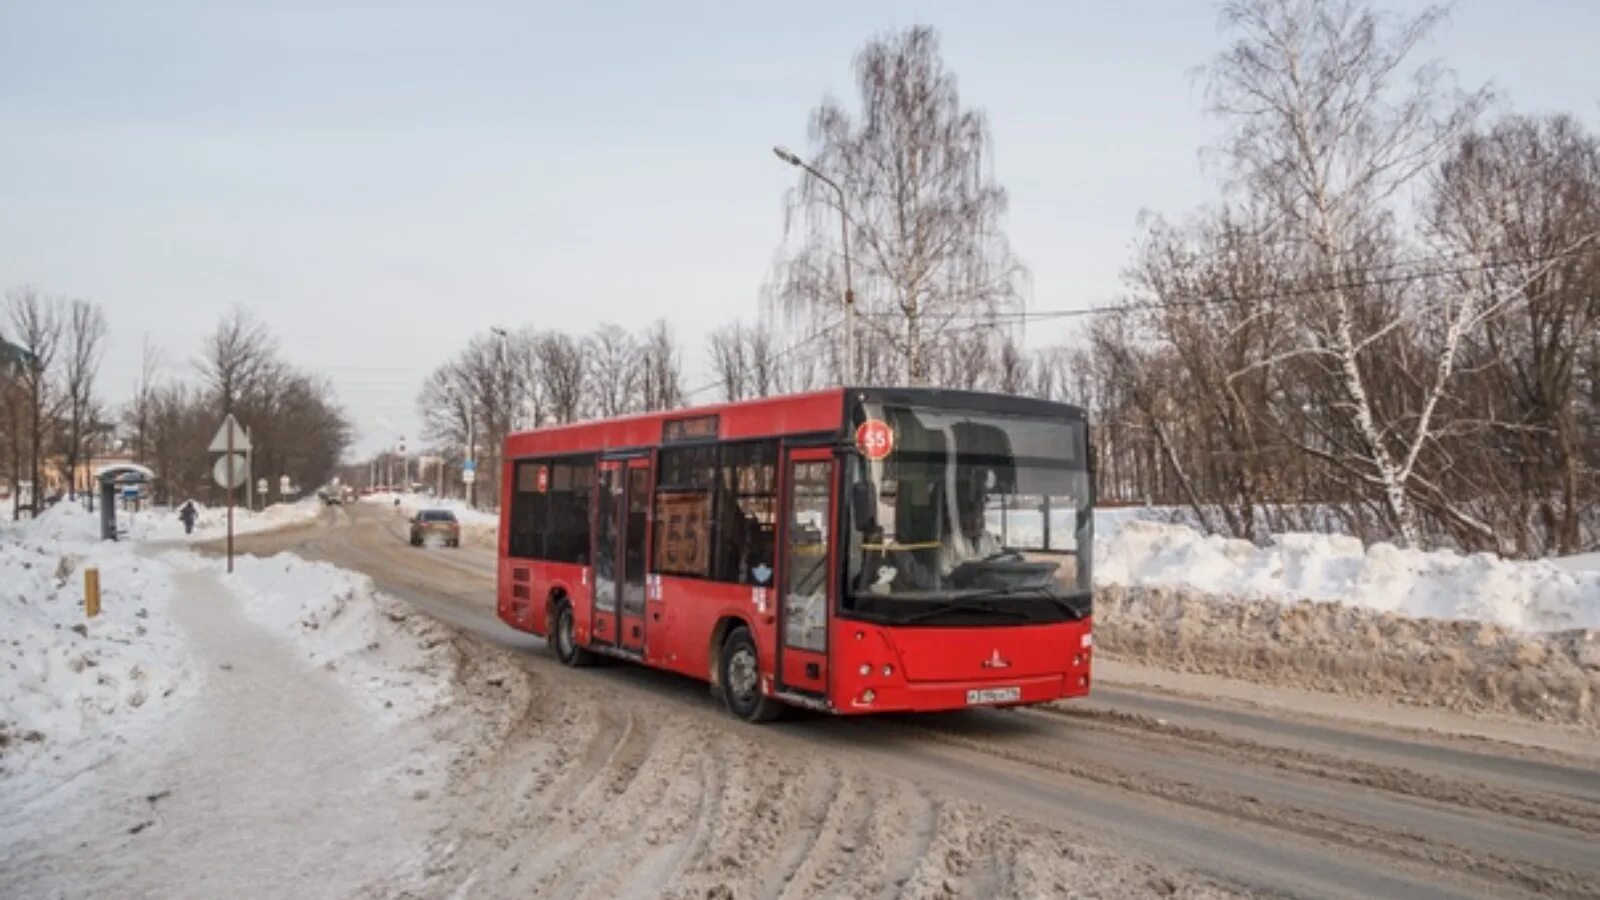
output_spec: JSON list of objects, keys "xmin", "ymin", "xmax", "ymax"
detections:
[
  {"xmin": 1, "ymin": 499, "xmax": 449, "ymax": 780},
  {"xmin": 1094, "ymin": 519, "xmax": 1600, "ymax": 633},
  {"xmin": 0, "ymin": 497, "xmax": 460, "ymax": 897},
  {"xmin": 196, "ymin": 551, "xmax": 457, "ymax": 722},
  {"xmin": 0, "ymin": 504, "xmax": 194, "ymax": 778}
]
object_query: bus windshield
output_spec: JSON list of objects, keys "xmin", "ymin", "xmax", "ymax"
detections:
[{"xmin": 843, "ymin": 403, "xmax": 1092, "ymax": 625}]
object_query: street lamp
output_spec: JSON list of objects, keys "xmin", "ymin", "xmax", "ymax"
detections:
[{"xmin": 773, "ymin": 145, "xmax": 855, "ymax": 384}]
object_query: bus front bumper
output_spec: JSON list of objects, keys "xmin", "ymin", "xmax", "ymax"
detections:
[{"xmin": 831, "ymin": 670, "xmax": 1091, "ymax": 715}]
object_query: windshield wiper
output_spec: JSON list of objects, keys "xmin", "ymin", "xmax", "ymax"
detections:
[
  {"xmin": 956, "ymin": 586, "xmax": 1093, "ymax": 619},
  {"xmin": 899, "ymin": 599, "xmax": 1032, "ymax": 625}
]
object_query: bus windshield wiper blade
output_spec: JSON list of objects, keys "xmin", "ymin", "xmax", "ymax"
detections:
[
  {"xmin": 958, "ymin": 586, "xmax": 1093, "ymax": 619},
  {"xmin": 900, "ymin": 599, "xmax": 1031, "ymax": 625}
]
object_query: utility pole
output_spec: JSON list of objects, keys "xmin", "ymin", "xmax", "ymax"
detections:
[
  {"xmin": 244, "ymin": 426, "xmax": 254, "ymax": 511},
  {"xmin": 773, "ymin": 146, "xmax": 855, "ymax": 384},
  {"xmin": 467, "ymin": 411, "xmax": 476, "ymax": 508}
]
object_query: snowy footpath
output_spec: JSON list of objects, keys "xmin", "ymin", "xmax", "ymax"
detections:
[{"xmin": 0, "ymin": 505, "xmax": 455, "ymax": 898}]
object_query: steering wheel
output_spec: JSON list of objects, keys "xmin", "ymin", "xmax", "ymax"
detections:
[{"xmin": 977, "ymin": 549, "xmax": 1025, "ymax": 563}]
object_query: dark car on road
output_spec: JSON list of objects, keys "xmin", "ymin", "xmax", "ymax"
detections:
[{"xmin": 409, "ymin": 509, "xmax": 461, "ymax": 547}]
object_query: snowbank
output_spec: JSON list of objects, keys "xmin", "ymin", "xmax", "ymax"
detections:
[
  {"xmin": 1096, "ymin": 521, "xmax": 1600, "ymax": 633},
  {"xmin": 0, "ymin": 505, "xmax": 192, "ymax": 776},
  {"xmin": 1095, "ymin": 584, "xmax": 1600, "ymax": 726},
  {"xmin": 206, "ymin": 552, "xmax": 457, "ymax": 722}
]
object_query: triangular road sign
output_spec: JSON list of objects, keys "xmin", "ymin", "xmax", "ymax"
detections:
[{"xmin": 209, "ymin": 413, "xmax": 252, "ymax": 452}]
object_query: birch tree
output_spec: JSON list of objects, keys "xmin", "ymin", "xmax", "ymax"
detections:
[
  {"xmin": 771, "ymin": 25, "xmax": 1024, "ymax": 384},
  {"xmin": 1208, "ymin": 0, "xmax": 1488, "ymax": 546}
]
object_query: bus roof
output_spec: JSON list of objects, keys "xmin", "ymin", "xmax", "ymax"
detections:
[{"xmin": 502, "ymin": 386, "xmax": 1086, "ymax": 459}]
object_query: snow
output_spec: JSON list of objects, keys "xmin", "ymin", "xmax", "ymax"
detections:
[
  {"xmin": 1, "ymin": 499, "xmax": 446, "ymax": 791},
  {"xmin": 205, "ymin": 551, "xmax": 455, "ymax": 722},
  {"xmin": 1095, "ymin": 520, "xmax": 1600, "ymax": 633},
  {"xmin": 0, "ymin": 504, "xmax": 194, "ymax": 778}
]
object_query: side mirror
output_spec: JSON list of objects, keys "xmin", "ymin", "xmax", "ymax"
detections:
[{"xmin": 849, "ymin": 480, "xmax": 877, "ymax": 533}]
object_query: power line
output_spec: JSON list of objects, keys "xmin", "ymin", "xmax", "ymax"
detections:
[
  {"xmin": 856, "ymin": 241, "xmax": 1600, "ymax": 324},
  {"xmin": 681, "ymin": 318, "xmax": 845, "ymax": 400}
]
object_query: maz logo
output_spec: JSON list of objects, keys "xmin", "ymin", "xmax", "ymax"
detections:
[{"xmin": 981, "ymin": 649, "xmax": 1011, "ymax": 669}]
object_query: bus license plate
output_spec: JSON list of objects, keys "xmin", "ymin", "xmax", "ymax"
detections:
[{"xmin": 966, "ymin": 687, "xmax": 1021, "ymax": 706}]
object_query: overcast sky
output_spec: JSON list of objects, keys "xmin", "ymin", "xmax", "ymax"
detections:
[{"xmin": 2, "ymin": 1, "xmax": 1597, "ymax": 457}]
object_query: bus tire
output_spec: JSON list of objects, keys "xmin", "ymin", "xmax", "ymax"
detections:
[
  {"xmin": 551, "ymin": 601, "xmax": 594, "ymax": 668},
  {"xmin": 719, "ymin": 627, "xmax": 782, "ymax": 723}
]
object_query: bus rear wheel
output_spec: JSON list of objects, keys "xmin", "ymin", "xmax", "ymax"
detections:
[
  {"xmin": 720, "ymin": 627, "xmax": 781, "ymax": 723},
  {"xmin": 551, "ymin": 601, "xmax": 594, "ymax": 668}
]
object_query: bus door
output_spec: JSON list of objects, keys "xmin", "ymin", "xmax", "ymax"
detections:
[
  {"xmin": 592, "ymin": 457, "xmax": 650, "ymax": 655},
  {"xmin": 618, "ymin": 459, "xmax": 650, "ymax": 655},
  {"xmin": 591, "ymin": 460, "xmax": 623, "ymax": 648},
  {"xmin": 777, "ymin": 448, "xmax": 834, "ymax": 696}
]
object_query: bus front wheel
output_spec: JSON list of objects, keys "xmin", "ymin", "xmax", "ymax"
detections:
[{"xmin": 720, "ymin": 627, "xmax": 781, "ymax": 723}]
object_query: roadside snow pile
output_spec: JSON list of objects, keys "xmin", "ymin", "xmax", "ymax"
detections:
[
  {"xmin": 123, "ymin": 497, "xmax": 324, "ymax": 542},
  {"xmin": 1097, "ymin": 521, "xmax": 1600, "ymax": 633},
  {"xmin": 0, "ymin": 504, "xmax": 192, "ymax": 776},
  {"xmin": 211, "ymin": 552, "xmax": 458, "ymax": 722},
  {"xmin": 1095, "ymin": 584, "xmax": 1600, "ymax": 726}
]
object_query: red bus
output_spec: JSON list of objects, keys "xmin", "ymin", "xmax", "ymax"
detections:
[{"xmin": 496, "ymin": 387, "xmax": 1094, "ymax": 721}]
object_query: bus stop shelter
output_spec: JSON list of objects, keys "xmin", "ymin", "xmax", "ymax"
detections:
[{"xmin": 95, "ymin": 463, "xmax": 154, "ymax": 540}]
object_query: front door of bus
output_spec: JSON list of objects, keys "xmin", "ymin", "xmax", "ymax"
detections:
[
  {"xmin": 592, "ymin": 458, "xmax": 649, "ymax": 655},
  {"xmin": 778, "ymin": 449, "xmax": 833, "ymax": 696}
]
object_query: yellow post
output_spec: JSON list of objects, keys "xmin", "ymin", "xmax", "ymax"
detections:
[{"xmin": 85, "ymin": 567, "xmax": 101, "ymax": 618}]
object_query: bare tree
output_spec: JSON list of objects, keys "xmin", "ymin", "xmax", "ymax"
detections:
[
  {"xmin": 197, "ymin": 306, "xmax": 277, "ymax": 414},
  {"xmin": 1427, "ymin": 114, "xmax": 1600, "ymax": 554},
  {"xmin": 638, "ymin": 320, "xmax": 684, "ymax": 411},
  {"xmin": 584, "ymin": 324, "xmax": 639, "ymax": 418},
  {"xmin": 708, "ymin": 322, "xmax": 751, "ymax": 402},
  {"xmin": 1207, "ymin": 0, "xmax": 1489, "ymax": 547},
  {"xmin": 772, "ymin": 25, "xmax": 1024, "ymax": 384},
  {"xmin": 536, "ymin": 332, "xmax": 586, "ymax": 424},
  {"xmin": 60, "ymin": 299, "xmax": 107, "ymax": 498},
  {"xmin": 124, "ymin": 336, "xmax": 163, "ymax": 462},
  {"xmin": 507, "ymin": 327, "xmax": 550, "ymax": 430},
  {"xmin": 6, "ymin": 287, "xmax": 62, "ymax": 514}
]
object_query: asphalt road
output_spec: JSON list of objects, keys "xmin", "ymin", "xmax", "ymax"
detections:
[{"xmin": 226, "ymin": 502, "xmax": 1600, "ymax": 900}]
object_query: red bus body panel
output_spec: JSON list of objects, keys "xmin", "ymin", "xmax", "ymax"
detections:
[
  {"xmin": 495, "ymin": 387, "xmax": 1094, "ymax": 716},
  {"xmin": 825, "ymin": 618, "xmax": 1093, "ymax": 714}
]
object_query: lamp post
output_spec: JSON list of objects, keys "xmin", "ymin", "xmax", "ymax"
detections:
[{"xmin": 773, "ymin": 146, "xmax": 855, "ymax": 384}]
